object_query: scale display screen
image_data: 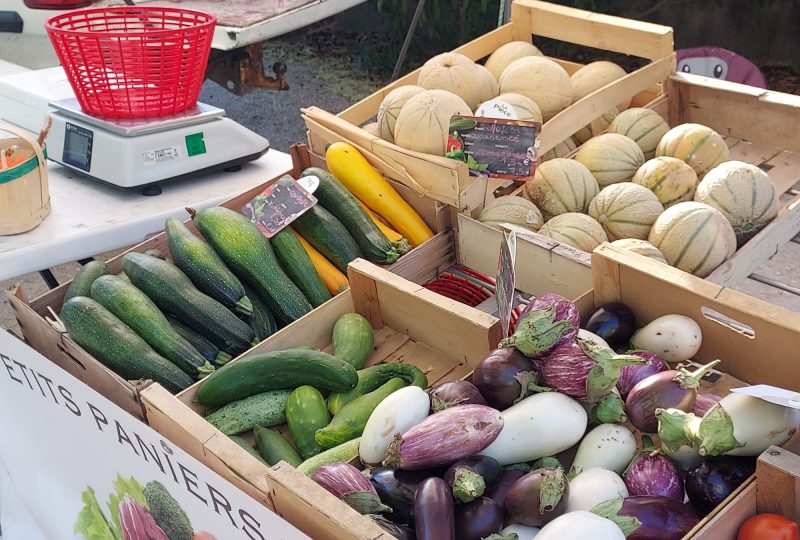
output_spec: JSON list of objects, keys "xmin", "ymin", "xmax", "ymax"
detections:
[{"xmin": 63, "ymin": 122, "xmax": 93, "ymax": 172}]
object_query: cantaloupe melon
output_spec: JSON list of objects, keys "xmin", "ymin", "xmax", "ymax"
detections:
[
  {"xmin": 608, "ymin": 108, "xmax": 669, "ymax": 159},
  {"xmin": 694, "ymin": 160, "xmax": 779, "ymax": 246},
  {"xmin": 588, "ymin": 183, "xmax": 664, "ymax": 241},
  {"xmin": 538, "ymin": 213, "xmax": 608, "ymax": 252},
  {"xmin": 484, "ymin": 41, "xmax": 542, "ymax": 80},
  {"xmin": 476, "ymin": 93, "xmax": 543, "ymax": 122},
  {"xmin": 570, "ymin": 61, "xmax": 630, "ymax": 110},
  {"xmin": 377, "ymin": 85, "xmax": 425, "ymax": 143},
  {"xmin": 361, "ymin": 122, "xmax": 381, "ymax": 138},
  {"xmin": 573, "ymin": 133, "xmax": 645, "ymax": 187},
  {"xmin": 418, "ymin": 52, "xmax": 498, "ymax": 110},
  {"xmin": 633, "ymin": 156, "xmax": 698, "ymax": 208},
  {"xmin": 609, "ymin": 238, "xmax": 668, "ymax": 264},
  {"xmin": 573, "ymin": 107, "xmax": 619, "ymax": 145},
  {"xmin": 524, "ymin": 158, "xmax": 599, "ymax": 221},
  {"xmin": 499, "ymin": 56, "xmax": 572, "ymax": 122},
  {"xmin": 394, "ymin": 90, "xmax": 471, "ymax": 156},
  {"xmin": 656, "ymin": 123, "xmax": 730, "ymax": 176},
  {"xmin": 542, "ymin": 137, "xmax": 578, "ymax": 162},
  {"xmin": 648, "ymin": 201, "xmax": 737, "ymax": 277},
  {"xmin": 479, "ymin": 195, "xmax": 544, "ymax": 231}
]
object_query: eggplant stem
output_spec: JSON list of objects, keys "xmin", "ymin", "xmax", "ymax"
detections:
[{"xmin": 674, "ymin": 359, "xmax": 722, "ymax": 390}]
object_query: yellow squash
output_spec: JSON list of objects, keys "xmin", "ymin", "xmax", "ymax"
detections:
[
  {"xmin": 325, "ymin": 142, "xmax": 433, "ymax": 247},
  {"xmin": 290, "ymin": 228, "xmax": 349, "ymax": 295}
]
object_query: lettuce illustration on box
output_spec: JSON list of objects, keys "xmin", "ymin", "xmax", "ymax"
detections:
[{"xmin": 75, "ymin": 474, "xmax": 217, "ymax": 540}]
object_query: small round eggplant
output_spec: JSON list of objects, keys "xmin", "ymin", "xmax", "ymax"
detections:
[
  {"xmin": 454, "ymin": 497, "xmax": 503, "ymax": 540},
  {"xmin": 505, "ymin": 468, "xmax": 569, "ymax": 527},
  {"xmin": 414, "ymin": 477, "xmax": 455, "ymax": 540},
  {"xmin": 429, "ymin": 380, "xmax": 487, "ymax": 412},
  {"xmin": 485, "ymin": 468, "xmax": 526, "ymax": 508},
  {"xmin": 617, "ymin": 351, "xmax": 667, "ymax": 398},
  {"xmin": 500, "ymin": 293, "xmax": 580, "ymax": 357},
  {"xmin": 584, "ymin": 302, "xmax": 635, "ymax": 347},
  {"xmin": 624, "ymin": 448, "xmax": 684, "ymax": 501},
  {"xmin": 444, "ymin": 455, "xmax": 502, "ymax": 503},
  {"xmin": 685, "ymin": 455, "xmax": 756, "ymax": 515},
  {"xmin": 473, "ymin": 348, "xmax": 544, "ymax": 410},
  {"xmin": 593, "ymin": 495, "xmax": 699, "ymax": 540}
]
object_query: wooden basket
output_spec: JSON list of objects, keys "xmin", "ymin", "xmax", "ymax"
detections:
[{"xmin": 0, "ymin": 122, "xmax": 50, "ymax": 235}]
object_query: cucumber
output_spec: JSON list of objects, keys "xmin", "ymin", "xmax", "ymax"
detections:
[
  {"xmin": 190, "ymin": 207, "xmax": 312, "ymax": 325},
  {"xmin": 241, "ymin": 284, "xmax": 277, "ymax": 343},
  {"xmin": 63, "ymin": 261, "xmax": 108, "ymax": 303},
  {"xmin": 167, "ymin": 317, "xmax": 231, "ymax": 366},
  {"xmin": 303, "ymin": 166, "xmax": 400, "ymax": 264},
  {"xmin": 327, "ymin": 362, "xmax": 428, "ymax": 416},
  {"xmin": 229, "ymin": 435, "xmax": 269, "ymax": 466},
  {"xmin": 90, "ymin": 275, "xmax": 214, "ymax": 379},
  {"xmin": 292, "ymin": 205, "xmax": 362, "ymax": 274},
  {"xmin": 332, "ymin": 313, "xmax": 374, "ymax": 369},
  {"xmin": 271, "ymin": 228, "xmax": 332, "ymax": 308},
  {"xmin": 316, "ymin": 377, "xmax": 407, "ymax": 449},
  {"xmin": 297, "ymin": 437, "xmax": 362, "ymax": 476},
  {"xmin": 205, "ymin": 389, "xmax": 291, "ymax": 435},
  {"xmin": 286, "ymin": 386, "xmax": 330, "ymax": 460},
  {"xmin": 254, "ymin": 426, "xmax": 302, "ymax": 467},
  {"xmin": 122, "ymin": 252, "xmax": 254, "ymax": 354},
  {"xmin": 60, "ymin": 296, "xmax": 193, "ymax": 393},
  {"xmin": 195, "ymin": 348, "xmax": 358, "ymax": 408},
  {"xmin": 165, "ymin": 217, "xmax": 253, "ymax": 316}
]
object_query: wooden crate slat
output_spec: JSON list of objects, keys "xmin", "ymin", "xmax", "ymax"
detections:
[
  {"xmin": 763, "ymin": 150, "xmax": 800, "ymax": 195},
  {"xmin": 725, "ymin": 139, "xmax": 782, "ymax": 166}
]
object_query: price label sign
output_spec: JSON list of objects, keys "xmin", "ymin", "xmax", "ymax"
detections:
[{"xmin": 241, "ymin": 175, "xmax": 317, "ymax": 238}]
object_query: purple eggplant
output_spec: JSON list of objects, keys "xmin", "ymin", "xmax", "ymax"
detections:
[
  {"xmin": 685, "ymin": 455, "xmax": 756, "ymax": 515},
  {"xmin": 367, "ymin": 467, "xmax": 444, "ymax": 525},
  {"xmin": 540, "ymin": 339, "xmax": 645, "ymax": 402},
  {"xmin": 500, "ymin": 293, "xmax": 580, "ymax": 357},
  {"xmin": 454, "ymin": 497, "xmax": 503, "ymax": 540},
  {"xmin": 624, "ymin": 439, "xmax": 684, "ymax": 501},
  {"xmin": 584, "ymin": 302, "xmax": 636, "ymax": 347},
  {"xmin": 311, "ymin": 462, "xmax": 391, "ymax": 514},
  {"xmin": 368, "ymin": 515, "xmax": 416, "ymax": 540},
  {"xmin": 384, "ymin": 405, "xmax": 503, "ymax": 470},
  {"xmin": 429, "ymin": 380, "xmax": 487, "ymax": 412},
  {"xmin": 472, "ymin": 347, "xmax": 547, "ymax": 410},
  {"xmin": 592, "ymin": 495, "xmax": 699, "ymax": 540},
  {"xmin": 692, "ymin": 392, "xmax": 721, "ymax": 416},
  {"xmin": 505, "ymin": 467, "xmax": 569, "ymax": 527},
  {"xmin": 626, "ymin": 360, "xmax": 720, "ymax": 433},
  {"xmin": 444, "ymin": 455, "xmax": 502, "ymax": 503},
  {"xmin": 414, "ymin": 477, "xmax": 455, "ymax": 540},
  {"xmin": 485, "ymin": 468, "xmax": 526, "ymax": 508},
  {"xmin": 617, "ymin": 351, "xmax": 667, "ymax": 398}
]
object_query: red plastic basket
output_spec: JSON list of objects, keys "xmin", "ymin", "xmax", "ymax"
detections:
[{"xmin": 45, "ymin": 7, "xmax": 216, "ymax": 119}]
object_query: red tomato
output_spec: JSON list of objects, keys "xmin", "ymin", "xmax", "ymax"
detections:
[{"xmin": 737, "ymin": 513, "xmax": 800, "ymax": 540}]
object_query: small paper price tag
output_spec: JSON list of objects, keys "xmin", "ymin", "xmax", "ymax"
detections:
[
  {"xmin": 496, "ymin": 230, "xmax": 517, "ymax": 339},
  {"xmin": 241, "ymin": 174, "xmax": 317, "ymax": 238},
  {"xmin": 730, "ymin": 385, "xmax": 800, "ymax": 409}
]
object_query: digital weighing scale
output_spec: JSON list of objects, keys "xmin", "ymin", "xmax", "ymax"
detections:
[{"xmin": 0, "ymin": 67, "xmax": 270, "ymax": 188}]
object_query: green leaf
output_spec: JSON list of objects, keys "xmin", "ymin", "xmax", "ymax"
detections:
[{"xmin": 74, "ymin": 486, "xmax": 118, "ymax": 540}]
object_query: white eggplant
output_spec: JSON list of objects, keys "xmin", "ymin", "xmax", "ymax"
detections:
[
  {"xmin": 359, "ymin": 386, "xmax": 430, "ymax": 465},
  {"xmin": 577, "ymin": 329, "xmax": 610, "ymax": 349},
  {"xmin": 698, "ymin": 393, "xmax": 800, "ymax": 457},
  {"xmin": 536, "ymin": 511, "xmax": 624, "ymax": 540},
  {"xmin": 480, "ymin": 392, "xmax": 587, "ymax": 466},
  {"xmin": 657, "ymin": 408, "xmax": 704, "ymax": 470},
  {"xmin": 565, "ymin": 467, "xmax": 628, "ymax": 512},
  {"xmin": 501, "ymin": 524, "xmax": 540, "ymax": 540},
  {"xmin": 572, "ymin": 424, "xmax": 637, "ymax": 475},
  {"xmin": 630, "ymin": 314, "xmax": 702, "ymax": 363}
]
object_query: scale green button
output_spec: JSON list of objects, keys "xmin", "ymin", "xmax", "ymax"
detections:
[{"xmin": 185, "ymin": 133, "xmax": 207, "ymax": 156}]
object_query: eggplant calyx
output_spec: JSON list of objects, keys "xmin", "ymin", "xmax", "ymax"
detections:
[
  {"xmin": 673, "ymin": 360, "xmax": 722, "ymax": 390},
  {"xmin": 342, "ymin": 491, "xmax": 393, "ymax": 515},
  {"xmin": 539, "ymin": 467, "xmax": 568, "ymax": 514},
  {"xmin": 656, "ymin": 408, "xmax": 697, "ymax": 452},
  {"xmin": 591, "ymin": 496, "xmax": 642, "ymax": 536},
  {"xmin": 581, "ymin": 341, "xmax": 646, "ymax": 404},
  {"xmin": 504, "ymin": 462, "xmax": 533, "ymax": 472},
  {"xmin": 640, "ymin": 435, "xmax": 659, "ymax": 454},
  {"xmin": 532, "ymin": 456, "xmax": 562, "ymax": 470},
  {"xmin": 483, "ymin": 535, "xmax": 519, "ymax": 540},
  {"xmin": 451, "ymin": 469, "xmax": 485, "ymax": 503},
  {"xmin": 499, "ymin": 305, "xmax": 574, "ymax": 357},
  {"xmin": 430, "ymin": 394, "xmax": 469, "ymax": 412},
  {"xmin": 591, "ymin": 392, "xmax": 627, "ymax": 424},
  {"xmin": 697, "ymin": 403, "xmax": 743, "ymax": 456},
  {"xmin": 513, "ymin": 370, "xmax": 552, "ymax": 403}
]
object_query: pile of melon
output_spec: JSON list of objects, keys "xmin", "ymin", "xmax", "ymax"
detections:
[{"xmin": 481, "ymin": 113, "xmax": 779, "ymax": 278}]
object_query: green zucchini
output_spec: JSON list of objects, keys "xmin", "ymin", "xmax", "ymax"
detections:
[
  {"xmin": 63, "ymin": 261, "xmax": 109, "ymax": 303},
  {"xmin": 297, "ymin": 437, "xmax": 362, "ymax": 476},
  {"xmin": 332, "ymin": 313, "xmax": 374, "ymax": 369},
  {"xmin": 303, "ymin": 166, "xmax": 400, "ymax": 264},
  {"xmin": 271, "ymin": 228, "xmax": 331, "ymax": 308},
  {"xmin": 327, "ymin": 362, "xmax": 428, "ymax": 416},
  {"xmin": 254, "ymin": 426, "xmax": 302, "ymax": 467},
  {"xmin": 316, "ymin": 377, "xmax": 406, "ymax": 449},
  {"xmin": 229, "ymin": 435, "xmax": 269, "ymax": 466},
  {"xmin": 286, "ymin": 386, "xmax": 330, "ymax": 460},
  {"xmin": 195, "ymin": 348, "xmax": 358, "ymax": 408},
  {"xmin": 167, "ymin": 317, "xmax": 231, "ymax": 366},
  {"xmin": 165, "ymin": 217, "xmax": 253, "ymax": 316},
  {"xmin": 205, "ymin": 389, "xmax": 291, "ymax": 435},
  {"xmin": 90, "ymin": 275, "xmax": 214, "ymax": 379},
  {"xmin": 241, "ymin": 284, "xmax": 277, "ymax": 343},
  {"xmin": 60, "ymin": 296, "xmax": 193, "ymax": 393},
  {"xmin": 292, "ymin": 205, "xmax": 362, "ymax": 274},
  {"xmin": 190, "ymin": 206, "xmax": 312, "ymax": 325},
  {"xmin": 122, "ymin": 252, "xmax": 254, "ymax": 354}
]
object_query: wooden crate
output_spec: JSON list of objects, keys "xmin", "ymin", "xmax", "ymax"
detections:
[
  {"xmin": 303, "ymin": 0, "xmax": 675, "ymax": 209},
  {"xmin": 141, "ymin": 259, "xmax": 502, "ymax": 540},
  {"xmin": 6, "ymin": 144, "xmax": 448, "ymax": 420}
]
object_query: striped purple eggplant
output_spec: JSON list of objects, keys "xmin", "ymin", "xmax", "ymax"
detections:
[
  {"xmin": 624, "ymin": 449, "xmax": 684, "ymax": 501},
  {"xmin": 617, "ymin": 351, "xmax": 667, "ymax": 398},
  {"xmin": 383, "ymin": 405, "xmax": 504, "ymax": 470},
  {"xmin": 311, "ymin": 462, "xmax": 391, "ymax": 514},
  {"xmin": 692, "ymin": 392, "xmax": 721, "ymax": 416},
  {"xmin": 500, "ymin": 294, "xmax": 580, "ymax": 358}
]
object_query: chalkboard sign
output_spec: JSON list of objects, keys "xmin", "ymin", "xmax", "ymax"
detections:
[
  {"xmin": 241, "ymin": 174, "xmax": 317, "ymax": 237},
  {"xmin": 446, "ymin": 116, "xmax": 541, "ymax": 180}
]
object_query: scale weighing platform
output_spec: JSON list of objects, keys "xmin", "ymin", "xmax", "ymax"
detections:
[{"xmin": 0, "ymin": 67, "xmax": 270, "ymax": 188}]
